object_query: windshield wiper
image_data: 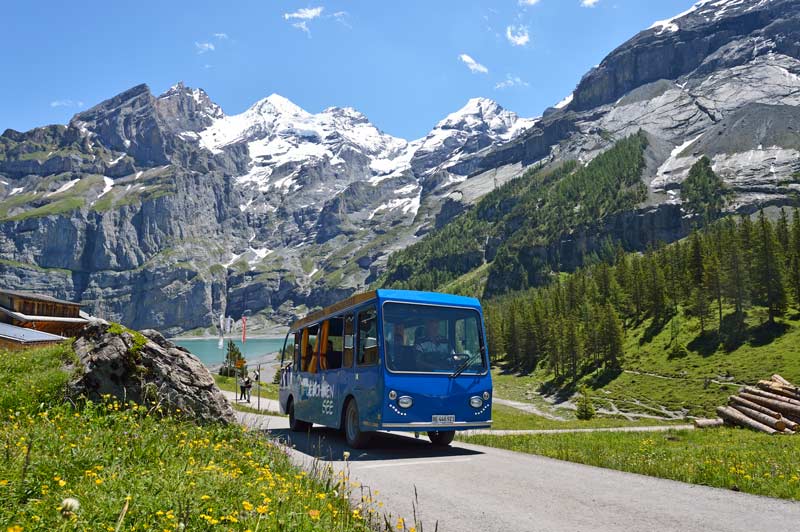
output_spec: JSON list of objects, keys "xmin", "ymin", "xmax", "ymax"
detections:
[{"xmin": 450, "ymin": 354, "xmax": 479, "ymax": 379}]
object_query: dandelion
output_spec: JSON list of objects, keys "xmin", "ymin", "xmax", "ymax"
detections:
[
  {"xmin": 7, "ymin": 526, "xmax": 23, "ymax": 532},
  {"xmin": 242, "ymin": 501, "xmax": 254, "ymax": 511},
  {"xmin": 59, "ymin": 497, "xmax": 80, "ymax": 518},
  {"xmin": 308, "ymin": 509, "xmax": 320, "ymax": 520}
]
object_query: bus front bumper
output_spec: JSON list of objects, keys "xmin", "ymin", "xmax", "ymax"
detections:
[{"xmin": 380, "ymin": 420, "xmax": 492, "ymax": 431}]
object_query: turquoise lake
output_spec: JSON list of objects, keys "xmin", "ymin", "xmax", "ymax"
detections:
[{"xmin": 173, "ymin": 337, "xmax": 286, "ymax": 366}]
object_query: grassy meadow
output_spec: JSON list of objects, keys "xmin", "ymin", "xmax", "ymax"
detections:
[
  {"xmin": 0, "ymin": 343, "xmax": 376, "ymax": 531},
  {"xmin": 490, "ymin": 307, "xmax": 800, "ymax": 420},
  {"xmin": 461, "ymin": 428, "xmax": 800, "ymax": 501}
]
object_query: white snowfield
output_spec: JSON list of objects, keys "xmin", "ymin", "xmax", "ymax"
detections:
[
  {"xmin": 650, "ymin": 0, "xmax": 771, "ymax": 34},
  {"xmin": 189, "ymin": 93, "xmax": 536, "ymax": 215}
]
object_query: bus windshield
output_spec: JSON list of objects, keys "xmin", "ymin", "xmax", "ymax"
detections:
[{"xmin": 382, "ymin": 302, "xmax": 486, "ymax": 374}]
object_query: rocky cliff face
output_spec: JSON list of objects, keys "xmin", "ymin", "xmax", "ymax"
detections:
[
  {"xmin": 0, "ymin": 82, "xmax": 533, "ymax": 334},
  {"xmin": 1, "ymin": 0, "xmax": 798, "ymax": 334},
  {"xmin": 472, "ymin": 0, "xmax": 800, "ymax": 209}
]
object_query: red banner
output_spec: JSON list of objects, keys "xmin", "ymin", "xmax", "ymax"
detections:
[{"xmin": 242, "ymin": 316, "xmax": 247, "ymax": 344}]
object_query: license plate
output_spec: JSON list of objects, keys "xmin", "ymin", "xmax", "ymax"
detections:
[{"xmin": 432, "ymin": 415, "xmax": 455, "ymax": 424}]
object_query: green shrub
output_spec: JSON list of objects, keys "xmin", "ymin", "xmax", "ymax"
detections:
[{"xmin": 575, "ymin": 387, "xmax": 596, "ymax": 420}]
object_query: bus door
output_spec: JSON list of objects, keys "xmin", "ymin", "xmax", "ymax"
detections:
[
  {"xmin": 354, "ymin": 305, "xmax": 381, "ymax": 428},
  {"xmin": 316, "ymin": 316, "xmax": 346, "ymax": 427},
  {"xmin": 297, "ymin": 324, "xmax": 320, "ymax": 422},
  {"xmin": 278, "ymin": 331, "xmax": 299, "ymax": 414}
]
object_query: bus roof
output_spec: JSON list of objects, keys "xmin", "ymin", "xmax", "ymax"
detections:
[{"xmin": 288, "ymin": 289, "xmax": 482, "ymax": 331}]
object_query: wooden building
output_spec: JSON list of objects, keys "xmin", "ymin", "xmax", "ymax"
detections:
[
  {"xmin": 0, "ymin": 322, "xmax": 65, "ymax": 351},
  {"xmin": 0, "ymin": 289, "xmax": 87, "ymax": 337}
]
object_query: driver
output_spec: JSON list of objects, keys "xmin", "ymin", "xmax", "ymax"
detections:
[{"xmin": 414, "ymin": 319, "xmax": 450, "ymax": 370}]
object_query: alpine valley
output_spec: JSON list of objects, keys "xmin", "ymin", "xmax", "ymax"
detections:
[{"xmin": 2, "ymin": 0, "xmax": 799, "ymax": 335}]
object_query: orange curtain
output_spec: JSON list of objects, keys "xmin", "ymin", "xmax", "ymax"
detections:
[{"xmin": 318, "ymin": 320, "xmax": 330, "ymax": 370}]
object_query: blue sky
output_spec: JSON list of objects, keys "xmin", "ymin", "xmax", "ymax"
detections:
[{"xmin": 3, "ymin": 0, "xmax": 697, "ymax": 140}]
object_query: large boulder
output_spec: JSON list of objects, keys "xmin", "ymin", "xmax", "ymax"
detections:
[{"xmin": 70, "ymin": 319, "xmax": 235, "ymax": 424}]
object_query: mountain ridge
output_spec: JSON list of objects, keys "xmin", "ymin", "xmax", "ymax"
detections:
[{"xmin": 1, "ymin": 0, "xmax": 799, "ymax": 335}]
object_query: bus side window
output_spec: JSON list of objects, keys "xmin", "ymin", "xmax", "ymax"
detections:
[
  {"xmin": 306, "ymin": 324, "xmax": 320, "ymax": 373},
  {"xmin": 292, "ymin": 331, "xmax": 303, "ymax": 371},
  {"xmin": 357, "ymin": 306, "xmax": 378, "ymax": 366},
  {"xmin": 343, "ymin": 314, "xmax": 354, "ymax": 368},
  {"xmin": 323, "ymin": 316, "xmax": 344, "ymax": 370}
]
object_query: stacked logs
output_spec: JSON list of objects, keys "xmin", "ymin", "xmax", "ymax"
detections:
[{"xmin": 696, "ymin": 375, "xmax": 800, "ymax": 435}]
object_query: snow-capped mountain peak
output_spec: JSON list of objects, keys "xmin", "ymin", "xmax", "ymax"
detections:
[{"xmin": 434, "ymin": 97, "xmax": 537, "ymax": 139}]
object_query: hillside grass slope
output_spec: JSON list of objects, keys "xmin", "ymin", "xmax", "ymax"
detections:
[{"xmin": 0, "ymin": 343, "xmax": 374, "ymax": 531}]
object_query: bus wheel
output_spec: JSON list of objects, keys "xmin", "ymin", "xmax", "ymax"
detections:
[
  {"xmin": 288, "ymin": 399, "xmax": 311, "ymax": 432},
  {"xmin": 427, "ymin": 430, "xmax": 455, "ymax": 447},
  {"xmin": 344, "ymin": 400, "xmax": 371, "ymax": 449}
]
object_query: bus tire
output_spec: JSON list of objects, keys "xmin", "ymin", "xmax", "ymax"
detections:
[
  {"xmin": 344, "ymin": 399, "xmax": 371, "ymax": 449},
  {"xmin": 427, "ymin": 430, "xmax": 455, "ymax": 447},
  {"xmin": 288, "ymin": 398, "xmax": 311, "ymax": 432}
]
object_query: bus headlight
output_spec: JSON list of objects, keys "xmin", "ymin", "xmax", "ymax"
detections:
[
  {"xmin": 398, "ymin": 396, "xmax": 413, "ymax": 409},
  {"xmin": 388, "ymin": 390, "xmax": 397, "ymax": 400},
  {"xmin": 470, "ymin": 396, "xmax": 483, "ymax": 408},
  {"xmin": 482, "ymin": 391, "xmax": 490, "ymax": 401}
]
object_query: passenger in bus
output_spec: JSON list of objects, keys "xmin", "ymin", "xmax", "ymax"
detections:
[
  {"xmin": 413, "ymin": 319, "xmax": 451, "ymax": 370},
  {"xmin": 327, "ymin": 340, "xmax": 342, "ymax": 369}
]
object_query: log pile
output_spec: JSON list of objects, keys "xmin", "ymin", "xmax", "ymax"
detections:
[{"xmin": 695, "ymin": 374, "xmax": 800, "ymax": 435}]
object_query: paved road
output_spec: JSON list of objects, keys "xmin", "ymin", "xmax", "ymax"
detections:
[{"xmin": 237, "ymin": 412, "xmax": 800, "ymax": 532}]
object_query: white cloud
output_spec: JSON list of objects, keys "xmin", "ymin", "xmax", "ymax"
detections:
[
  {"xmin": 495, "ymin": 75, "xmax": 529, "ymax": 89},
  {"xmin": 505, "ymin": 25, "xmax": 530, "ymax": 46},
  {"xmin": 332, "ymin": 11, "xmax": 351, "ymax": 28},
  {"xmin": 518, "ymin": 0, "xmax": 541, "ymax": 5},
  {"xmin": 50, "ymin": 99, "xmax": 84, "ymax": 108},
  {"xmin": 195, "ymin": 41, "xmax": 215, "ymax": 54},
  {"xmin": 284, "ymin": 7, "xmax": 324, "ymax": 35},
  {"xmin": 581, "ymin": 0, "xmax": 600, "ymax": 7},
  {"xmin": 292, "ymin": 21, "xmax": 311, "ymax": 37},
  {"xmin": 458, "ymin": 54, "xmax": 489, "ymax": 74},
  {"xmin": 213, "ymin": 32, "xmax": 229, "ymax": 40},
  {"xmin": 284, "ymin": 7, "xmax": 324, "ymax": 20}
]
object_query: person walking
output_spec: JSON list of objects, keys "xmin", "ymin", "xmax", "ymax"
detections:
[
  {"xmin": 238, "ymin": 373, "xmax": 247, "ymax": 402},
  {"xmin": 243, "ymin": 375, "xmax": 253, "ymax": 402}
]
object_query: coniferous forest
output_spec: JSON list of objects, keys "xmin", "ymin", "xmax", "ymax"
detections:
[{"xmin": 484, "ymin": 209, "xmax": 800, "ymax": 382}]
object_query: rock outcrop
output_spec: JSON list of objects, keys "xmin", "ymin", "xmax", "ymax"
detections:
[{"xmin": 70, "ymin": 320, "xmax": 235, "ymax": 424}]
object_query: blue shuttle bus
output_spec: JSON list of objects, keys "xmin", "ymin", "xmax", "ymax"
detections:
[{"xmin": 278, "ymin": 289, "xmax": 492, "ymax": 448}]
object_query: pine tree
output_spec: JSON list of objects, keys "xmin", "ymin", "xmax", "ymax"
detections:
[
  {"xmin": 688, "ymin": 232, "xmax": 705, "ymax": 288},
  {"xmin": 602, "ymin": 304, "xmax": 624, "ymax": 368},
  {"xmin": 721, "ymin": 218, "xmax": 749, "ymax": 331},
  {"xmin": 681, "ymin": 156, "xmax": 727, "ymax": 225},
  {"xmin": 738, "ymin": 215, "xmax": 756, "ymax": 301},
  {"xmin": 753, "ymin": 210, "xmax": 788, "ymax": 324},
  {"xmin": 644, "ymin": 253, "xmax": 668, "ymax": 323},
  {"xmin": 565, "ymin": 317, "xmax": 582, "ymax": 380},
  {"xmin": 629, "ymin": 255, "xmax": 645, "ymax": 321},
  {"xmin": 777, "ymin": 208, "xmax": 790, "ymax": 261},
  {"xmin": 789, "ymin": 208, "xmax": 800, "ymax": 308},
  {"xmin": 575, "ymin": 387, "xmax": 596, "ymax": 420},
  {"xmin": 704, "ymin": 248, "xmax": 723, "ymax": 336}
]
